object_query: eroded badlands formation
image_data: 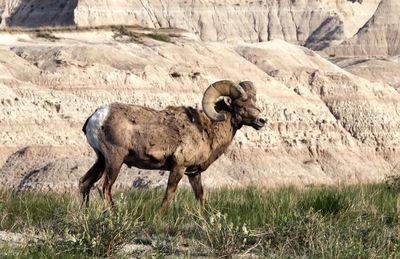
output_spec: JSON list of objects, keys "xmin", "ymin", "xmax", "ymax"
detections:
[
  {"xmin": 1, "ymin": 0, "xmax": 381, "ymax": 48},
  {"xmin": 327, "ymin": 0, "xmax": 400, "ymax": 88},
  {"xmin": 0, "ymin": 0, "xmax": 400, "ymax": 192}
]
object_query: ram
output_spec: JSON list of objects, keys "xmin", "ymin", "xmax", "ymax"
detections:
[{"xmin": 79, "ymin": 80, "xmax": 266, "ymax": 211}]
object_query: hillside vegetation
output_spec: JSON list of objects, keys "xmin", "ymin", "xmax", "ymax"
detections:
[{"xmin": 0, "ymin": 184, "xmax": 399, "ymax": 257}]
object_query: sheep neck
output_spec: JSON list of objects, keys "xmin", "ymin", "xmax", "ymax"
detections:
[{"xmin": 208, "ymin": 112, "xmax": 237, "ymax": 157}]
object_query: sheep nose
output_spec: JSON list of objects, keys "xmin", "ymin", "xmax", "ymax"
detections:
[{"xmin": 258, "ymin": 118, "xmax": 266, "ymax": 124}]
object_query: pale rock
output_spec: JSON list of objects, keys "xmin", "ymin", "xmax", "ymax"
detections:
[
  {"xmin": 74, "ymin": 0, "xmax": 381, "ymax": 48},
  {"xmin": 331, "ymin": 56, "xmax": 400, "ymax": 89}
]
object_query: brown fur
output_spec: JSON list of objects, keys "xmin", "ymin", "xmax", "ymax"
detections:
[{"xmin": 79, "ymin": 93, "xmax": 265, "ymax": 211}]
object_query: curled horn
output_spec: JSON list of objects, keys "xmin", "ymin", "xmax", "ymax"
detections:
[
  {"xmin": 202, "ymin": 80, "xmax": 247, "ymax": 121},
  {"xmin": 239, "ymin": 81, "xmax": 256, "ymax": 96}
]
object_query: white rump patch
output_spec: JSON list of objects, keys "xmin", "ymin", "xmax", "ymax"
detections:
[{"xmin": 85, "ymin": 105, "xmax": 110, "ymax": 152}]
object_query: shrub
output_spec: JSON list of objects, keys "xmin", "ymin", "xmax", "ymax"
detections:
[
  {"xmin": 146, "ymin": 33, "xmax": 171, "ymax": 43},
  {"xmin": 191, "ymin": 209, "xmax": 250, "ymax": 257},
  {"xmin": 386, "ymin": 174, "xmax": 400, "ymax": 191},
  {"xmin": 40, "ymin": 195, "xmax": 139, "ymax": 257},
  {"xmin": 36, "ymin": 32, "xmax": 59, "ymax": 41}
]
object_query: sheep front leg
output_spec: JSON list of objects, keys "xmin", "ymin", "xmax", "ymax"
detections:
[
  {"xmin": 188, "ymin": 173, "xmax": 205, "ymax": 211},
  {"xmin": 158, "ymin": 167, "xmax": 185, "ymax": 214}
]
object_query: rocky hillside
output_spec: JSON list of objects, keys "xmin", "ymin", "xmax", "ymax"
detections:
[
  {"xmin": 0, "ymin": 28, "xmax": 399, "ymax": 192},
  {"xmin": 325, "ymin": 0, "xmax": 400, "ymax": 89},
  {"xmin": 1, "ymin": 0, "xmax": 400, "ymax": 192},
  {"xmin": 1, "ymin": 0, "xmax": 381, "ymax": 49},
  {"xmin": 331, "ymin": 0, "xmax": 400, "ymax": 56},
  {"xmin": 330, "ymin": 56, "xmax": 400, "ymax": 89}
]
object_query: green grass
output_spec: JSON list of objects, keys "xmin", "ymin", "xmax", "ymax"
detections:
[
  {"xmin": 146, "ymin": 33, "xmax": 172, "ymax": 42},
  {"xmin": 0, "ymin": 184, "xmax": 399, "ymax": 257}
]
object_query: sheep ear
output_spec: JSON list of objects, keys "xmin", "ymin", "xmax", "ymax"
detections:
[{"xmin": 222, "ymin": 96, "xmax": 232, "ymax": 107}]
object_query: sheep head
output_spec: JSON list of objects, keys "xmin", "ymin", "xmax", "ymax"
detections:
[{"xmin": 202, "ymin": 80, "xmax": 266, "ymax": 130}]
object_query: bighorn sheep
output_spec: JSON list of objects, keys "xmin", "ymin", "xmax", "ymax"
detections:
[{"xmin": 79, "ymin": 80, "xmax": 265, "ymax": 211}]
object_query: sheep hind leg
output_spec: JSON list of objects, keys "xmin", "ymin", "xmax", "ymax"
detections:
[
  {"xmin": 95, "ymin": 176, "xmax": 104, "ymax": 200},
  {"xmin": 102, "ymin": 157, "xmax": 124, "ymax": 209},
  {"xmin": 158, "ymin": 167, "xmax": 185, "ymax": 214},
  {"xmin": 79, "ymin": 155, "xmax": 105, "ymax": 209},
  {"xmin": 188, "ymin": 173, "xmax": 205, "ymax": 212}
]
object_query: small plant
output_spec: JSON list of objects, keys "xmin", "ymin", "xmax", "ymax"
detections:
[
  {"xmin": 170, "ymin": 71, "xmax": 182, "ymax": 78},
  {"xmin": 146, "ymin": 33, "xmax": 171, "ymax": 43},
  {"xmin": 385, "ymin": 162, "xmax": 400, "ymax": 191},
  {"xmin": 36, "ymin": 32, "xmax": 59, "ymax": 41},
  {"xmin": 112, "ymin": 25, "xmax": 129, "ymax": 36},
  {"xmin": 112, "ymin": 25, "xmax": 144, "ymax": 44},
  {"xmin": 385, "ymin": 174, "xmax": 400, "ymax": 191},
  {"xmin": 46, "ymin": 195, "xmax": 139, "ymax": 257},
  {"xmin": 192, "ymin": 209, "xmax": 250, "ymax": 257}
]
